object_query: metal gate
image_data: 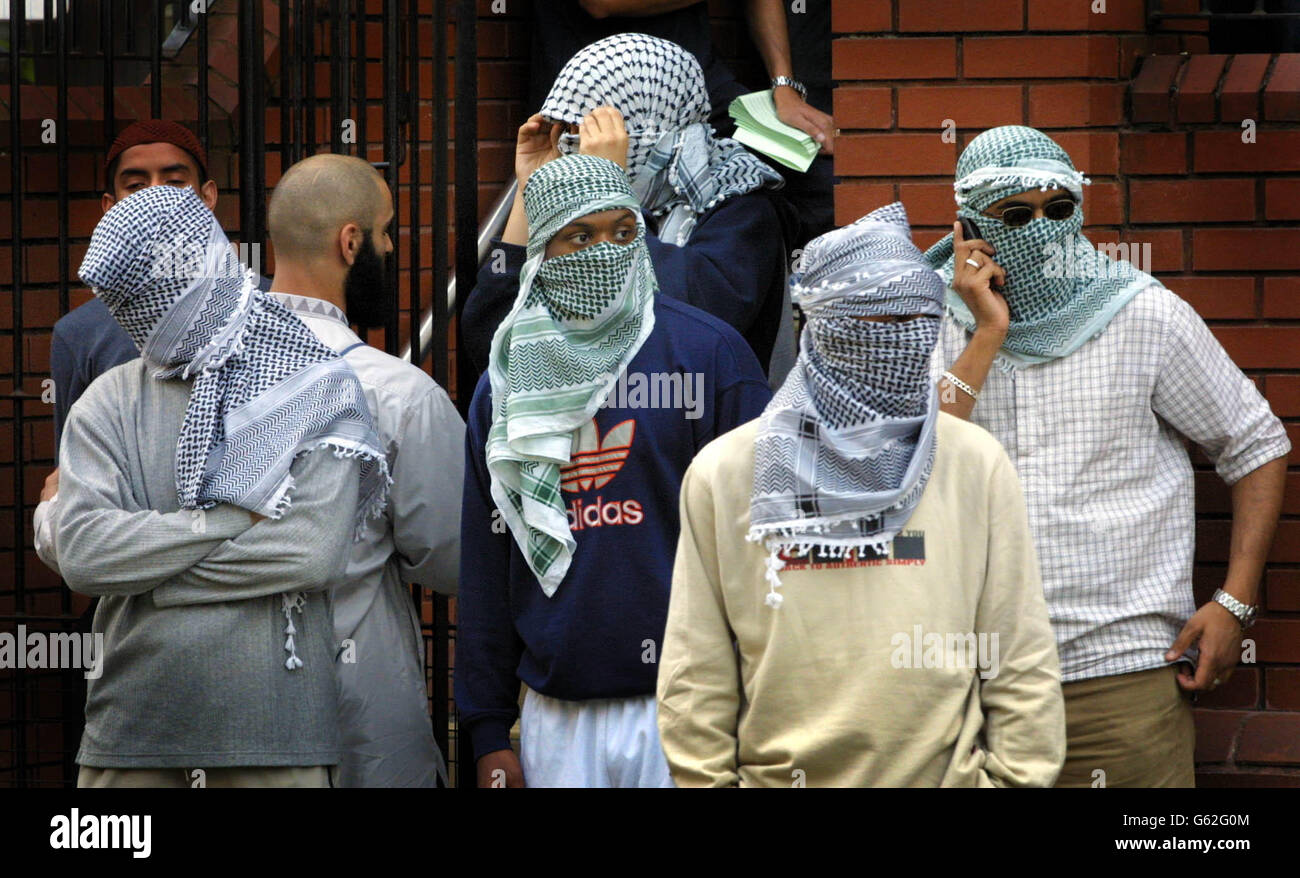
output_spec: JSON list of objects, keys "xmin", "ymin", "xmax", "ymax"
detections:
[{"xmin": 0, "ymin": 0, "xmax": 480, "ymax": 787}]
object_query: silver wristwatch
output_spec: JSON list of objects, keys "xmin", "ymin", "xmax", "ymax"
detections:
[
  {"xmin": 1212, "ymin": 588, "xmax": 1258, "ymax": 629},
  {"xmin": 771, "ymin": 76, "xmax": 807, "ymax": 101}
]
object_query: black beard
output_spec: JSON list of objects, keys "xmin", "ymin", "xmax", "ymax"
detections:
[{"xmin": 343, "ymin": 231, "xmax": 395, "ymax": 329}]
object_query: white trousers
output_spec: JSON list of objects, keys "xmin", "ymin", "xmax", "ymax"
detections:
[{"xmin": 520, "ymin": 689, "xmax": 675, "ymax": 788}]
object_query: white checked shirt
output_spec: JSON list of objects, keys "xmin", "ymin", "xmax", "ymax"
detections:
[{"xmin": 932, "ymin": 284, "xmax": 1290, "ymax": 683}]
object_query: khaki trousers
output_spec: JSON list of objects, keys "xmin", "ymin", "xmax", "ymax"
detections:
[
  {"xmin": 1054, "ymin": 665, "xmax": 1196, "ymax": 788},
  {"xmin": 77, "ymin": 766, "xmax": 331, "ymax": 788}
]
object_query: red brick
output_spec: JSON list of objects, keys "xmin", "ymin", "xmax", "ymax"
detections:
[
  {"xmin": 899, "ymin": 182, "xmax": 961, "ymax": 227},
  {"xmin": 1165, "ymin": 275, "xmax": 1256, "ymax": 320},
  {"xmin": 1195, "ymin": 130, "xmax": 1300, "ymax": 173},
  {"xmin": 1262, "ymin": 277, "xmax": 1300, "ymax": 318},
  {"xmin": 832, "ymin": 86, "xmax": 893, "ymax": 130},
  {"xmin": 1264, "ymin": 54, "xmax": 1300, "ymax": 121},
  {"xmin": 834, "ymin": 183, "xmax": 897, "ymax": 226},
  {"xmin": 963, "ymin": 35, "xmax": 1118, "ymax": 79},
  {"xmin": 1266, "ymin": 669, "xmax": 1300, "ymax": 710},
  {"xmin": 1264, "ymin": 374, "xmax": 1300, "ymax": 416},
  {"xmin": 1131, "ymin": 55, "xmax": 1184, "ymax": 123},
  {"xmin": 1121, "ymin": 131, "xmax": 1188, "ymax": 175},
  {"xmin": 1027, "ymin": 0, "xmax": 1145, "ymax": 31},
  {"xmin": 896, "ymin": 85, "xmax": 1022, "ymax": 130},
  {"xmin": 1251, "ymin": 618, "xmax": 1300, "ymax": 662},
  {"xmin": 1268, "ymin": 569, "xmax": 1300, "ymax": 611},
  {"xmin": 1219, "ymin": 54, "xmax": 1272, "ymax": 122},
  {"xmin": 1129, "ymin": 179, "xmax": 1255, "ymax": 224},
  {"xmin": 1193, "ymin": 471, "xmax": 1232, "ymax": 513},
  {"xmin": 1094, "ymin": 227, "xmax": 1181, "ymax": 272},
  {"xmin": 832, "ymin": 37, "xmax": 958, "ymax": 81},
  {"xmin": 1082, "ymin": 181, "xmax": 1123, "ymax": 225},
  {"xmin": 1198, "ymin": 668, "xmax": 1260, "ymax": 710},
  {"xmin": 1176, "ymin": 54, "xmax": 1230, "ymax": 123},
  {"xmin": 835, "ymin": 134, "xmax": 958, "ymax": 177},
  {"xmin": 831, "ymin": 0, "xmax": 892, "ymax": 33},
  {"xmin": 898, "ymin": 0, "xmax": 1022, "ymax": 33},
  {"xmin": 1192, "ymin": 229, "xmax": 1300, "ymax": 271},
  {"xmin": 1028, "ymin": 82, "xmax": 1124, "ymax": 128},
  {"xmin": 1052, "ymin": 130, "xmax": 1119, "ymax": 175},
  {"xmin": 1193, "ymin": 708, "xmax": 1246, "ymax": 763},
  {"xmin": 1264, "ymin": 178, "xmax": 1300, "ymax": 221},
  {"xmin": 1237, "ymin": 713, "xmax": 1300, "ymax": 764},
  {"xmin": 911, "ymin": 228, "xmax": 948, "ymax": 251},
  {"xmin": 1202, "ymin": 326, "xmax": 1300, "ymax": 369}
]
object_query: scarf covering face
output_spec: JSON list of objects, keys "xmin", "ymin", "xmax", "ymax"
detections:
[
  {"xmin": 486, "ymin": 154, "xmax": 657, "ymax": 597},
  {"xmin": 922, "ymin": 125, "xmax": 1156, "ymax": 366},
  {"xmin": 540, "ymin": 32, "xmax": 783, "ymax": 246},
  {"xmin": 78, "ymin": 185, "xmax": 390, "ymax": 537},
  {"xmin": 749, "ymin": 202, "xmax": 943, "ymax": 609}
]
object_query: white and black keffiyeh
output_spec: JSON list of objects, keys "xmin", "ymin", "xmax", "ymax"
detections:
[
  {"xmin": 79, "ymin": 185, "xmax": 391, "ymax": 536},
  {"xmin": 749, "ymin": 202, "xmax": 944, "ymax": 608},
  {"xmin": 540, "ymin": 32, "xmax": 782, "ymax": 245}
]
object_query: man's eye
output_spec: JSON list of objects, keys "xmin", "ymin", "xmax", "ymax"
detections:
[
  {"xmin": 572, "ymin": 233, "xmax": 590, "ymax": 243},
  {"xmin": 168, "ymin": 180, "xmax": 187, "ymax": 187}
]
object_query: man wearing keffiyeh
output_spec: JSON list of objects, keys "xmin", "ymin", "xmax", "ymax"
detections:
[
  {"xmin": 462, "ymin": 32, "xmax": 798, "ymax": 386},
  {"xmin": 926, "ymin": 125, "xmax": 1290, "ymax": 787},
  {"xmin": 456, "ymin": 154, "xmax": 770, "ymax": 788},
  {"xmin": 657, "ymin": 202, "xmax": 1064, "ymax": 787},
  {"xmin": 54, "ymin": 185, "xmax": 383, "ymax": 787}
]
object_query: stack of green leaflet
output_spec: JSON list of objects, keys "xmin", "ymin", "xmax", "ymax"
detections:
[{"xmin": 728, "ymin": 89, "xmax": 820, "ymax": 172}]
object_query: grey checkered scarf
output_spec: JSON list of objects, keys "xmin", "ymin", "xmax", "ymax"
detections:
[
  {"xmin": 78, "ymin": 186, "xmax": 390, "ymax": 538},
  {"xmin": 749, "ymin": 203, "xmax": 943, "ymax": 608},
  {"xmin": 923, "ymin": 125, "xmax": 1154, "ymax": 366},
  {"xmin": 541, "ymin": 32, "xmax": 782, "ymax": 245},
  {"xmin": 486, "ymin": 155, "xmax": 657, "ymax": 597}
]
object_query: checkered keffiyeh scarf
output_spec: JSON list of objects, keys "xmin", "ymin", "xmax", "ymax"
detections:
[
  {"xmin": 923, "ymin": 125, "xmax": 1156, "ymax": 366},
  {"xmin": 486, "ymin": 155, "xmax": 657, "ymax": 597},
  {"xmin": 79, "ymin": 186, "xmax": 390, "ymax": 536},
  {"xmin": 540, "ymin": 32, "xmax": 782, "ymax": 246},
  {"xmin": 749, "ymin": 203, "xmax": 943, "ymax": 608}
]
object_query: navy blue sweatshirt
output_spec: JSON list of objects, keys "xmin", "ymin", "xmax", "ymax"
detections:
[
  {"xmin": 461, "ymin": 190, "xmax": 792, "ymax": 381},
  {"xmin": 455, "ymin": 295, "xmax": 772, "ymax": 759}
]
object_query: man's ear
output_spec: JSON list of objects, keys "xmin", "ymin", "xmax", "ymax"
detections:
[
  {"xmin": 101, "ymin": 192, "xmax": 116, "ymax": 215},
  {"xmin": 338, "ymin": 222, "xmax": 363, "ymax": 267},
  {"xmin": 199, "ymin": 179, "xmax": 219, "ymax": 211}
]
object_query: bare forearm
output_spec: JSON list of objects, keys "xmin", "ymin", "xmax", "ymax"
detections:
[
  {"xmin": 1222, "ymin": 456, "xmax": 1288, "ymax": 605},
  {"xmin": 746, "ymin": 0, "xmax": 793, "ymax": 79},
  {"xmin": 502, "ymin": 189, "xmax": 528, "ymax": 247},
  {"xmin": 939, "ymin": 327, "xmax": 1006, "ymax": 420}
]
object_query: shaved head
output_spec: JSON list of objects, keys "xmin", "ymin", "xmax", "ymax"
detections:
[{"xmin": 269, "ymin": 153, "xmax": 390, "ymax": 261}]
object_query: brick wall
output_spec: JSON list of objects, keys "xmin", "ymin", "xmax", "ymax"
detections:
[{"xmin": 834, "ymin": 0, "xmax": 1300, "ymax": 786}]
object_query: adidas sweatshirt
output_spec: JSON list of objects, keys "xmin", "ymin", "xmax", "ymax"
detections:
[
  {"xmin": 455, "ymin": 295, "xmax": 772, "ymax": 760},
  {"xmin": 460, "ymin": 190, "xmax": 792, "ymax": 379}
]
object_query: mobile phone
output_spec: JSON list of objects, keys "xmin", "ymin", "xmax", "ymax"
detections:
[
  {"xmin": 957, "ymin": 216, "xmax": 1003, "ymax": 292},
  {"xmin": 958, "ymin": 216, "xmax": 983, "ymax": 242}
]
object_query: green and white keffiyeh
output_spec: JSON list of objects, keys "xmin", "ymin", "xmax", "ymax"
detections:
[
  {"xmin": 486, "ymin": 154, "xmax": 657, "ymax": 596},
  {"xmin": 923, "ymin": 125, "xmax": 1157, "ymax": 366}
]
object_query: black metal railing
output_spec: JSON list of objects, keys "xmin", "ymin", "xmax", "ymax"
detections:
[{"xmin": 1, "ymin": 0, "xmax": 475, "ymax": 787}]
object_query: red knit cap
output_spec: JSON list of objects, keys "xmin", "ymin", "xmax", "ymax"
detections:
[{"xmin": 104, "ymin": 120, "xmax": 208, "ymax": 187}]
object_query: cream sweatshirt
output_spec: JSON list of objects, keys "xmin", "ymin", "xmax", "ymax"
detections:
[{"xmin": 657, "ymin": 412, "xmax": 1065, "ymax": 787}]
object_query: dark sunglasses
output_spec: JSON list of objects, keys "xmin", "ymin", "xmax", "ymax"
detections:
[{"xmin": 990, "ymin": 197, "xmax": 1077, "ymax": 228}]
